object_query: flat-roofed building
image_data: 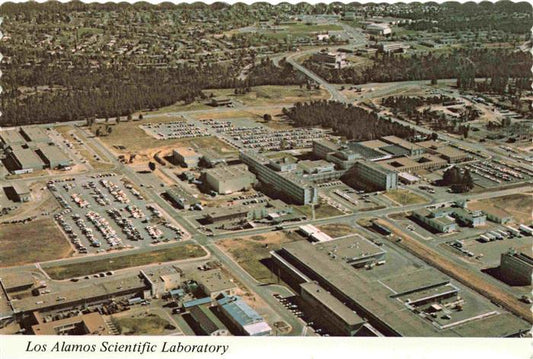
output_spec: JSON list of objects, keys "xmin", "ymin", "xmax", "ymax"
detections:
[
  {"xmin": 311, "ymin": 51, "xmax": 347, "ymax": 69},
  {"xmin": 378, "ymin": 155, "xmax": 447, "ymax": 173},
  {"xmin": 193, "ymin": 269, "xmax": 237, "ymax": 299},
  {"xmin": 271, "ymin": 239, "xmax": 529, "ymax": 337},
  {"xmin": 173, "ymin": 147, "xmax": 202, "ymax": 168},
  {"xmin": 365, "ymin": 23, "xmax": 392, "ymax": 36},
  {"xmin": 20, "ymin": 127, "xmax": 50, "ymax": 144},
  {"xmin": 11, "ymin": 183, "xmax": 31, "ymax": 202},
  {"xmin": 381, "ymin": 136, "xmax": 425, "ymax": 156},
  {"xmin": 300, "ymin": 282, "xmax": 366, "ymax": 336},
  {"xmin": 240, "ymin": 151, "xmax": 318, "ymax": 205},
  {"xmin": 315, "ymin": 235, "xmax": 386, "ymax": 268},
  {"xmin": 217, "ymin": 295, "xmax": 271, "ymax": 336},
  {"xmin": 31, "ymin": 312, "xmax": 111, "ymax": 335},
  {"xmin": 188, "ymin": 306, "xmax": 229, "ymax": 336},
  {"xmin": 500, "ymin": 248, "xmax": 533, "ymax": 286},
  {"xmin": 203, "ymin": 164, "xmax": 256, "ymax": 194},
  {"xmin": 140, "ymin": 267, "xmax": 181, "ymax": 299},
  {"xmin": 4, "ymin": 146, "xmax": 44, "ymax": 174},
  {"xmin": 412, "ymin": 208, "xmax": 457, "ymax": 233},
  {"xmin": 344, "ymin": 160, "xmax": 398, "ymax": 191},
  {"xmin": 0, "ymin": 130, "xmax": 25, "ymax": 149},
  {"xmin": 0, "ymin": 272, "xmax": 34, "ymax": 293},
  {"xmin": 451, "ymin": 208, "xmax": 486, "ymax": 227},
  {"xmin": 35, "ymin": 144, "xmax": 71, "ymax": 169},
  {"xmin": 481, "ymin": 207, "xmax": 513, "ymax": 224}
]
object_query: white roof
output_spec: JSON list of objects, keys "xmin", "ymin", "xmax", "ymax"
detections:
[
  {"xmin": 399, "ymin": 172, "xmax": 419, "ymax": 182},
  {"xmin": 243, "ymin": 321, "xmax": 272, "ymax": 336}
]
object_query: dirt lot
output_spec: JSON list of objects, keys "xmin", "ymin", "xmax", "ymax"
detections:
[
  {"xmin": 469, "ymin": 193, "xmax": 532, "ymax": 224},
  {"xmin": 384, "ymin": 190, "xmax": 428, "ymax": 205},
  {"xmin": 113, "ymin": 313, "xmax": 175, "ymax": 335},
  {"xmin": 217, "ymin": 231, "xmax": 304, "ymax": 282},
  {"xmin": 0, "ymin": 218, "xmax": 73, "ymax": 267}
]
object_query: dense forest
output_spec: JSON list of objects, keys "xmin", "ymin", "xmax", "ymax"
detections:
[
  {"xmin": 244, "ymin": 58, "xmax": 307, "ymax": 87},
  {"xmin": 305, "ymin": 49, "xmax": 531, "ymax": 85},
  {"xmin": 283, "ymin": 100, "xmax": 417, "ymax": 141}
]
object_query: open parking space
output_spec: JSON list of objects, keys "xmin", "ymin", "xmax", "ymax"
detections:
[
  {"xmin": 318, "ymin": 181, "xmax": 383, "ymax": 212},
  {"xmin": 48, "ymin": 173, "xmax": 187, "ymax": 254}
]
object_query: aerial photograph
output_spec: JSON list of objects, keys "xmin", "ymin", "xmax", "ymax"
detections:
[{"xmin": 0, "ymin": 0, "xmax": 531, "ymax": 342}]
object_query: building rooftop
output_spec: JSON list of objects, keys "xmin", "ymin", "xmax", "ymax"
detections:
[
  {"xmin": 204, "ymin": 164, "xmax": 253, "ymax": 181},
  {"xmin": 174, "ymin": 147, "xmax": 200, "ymax": 158},
  {"xmin": 217, "ymin": 295, "xmax": 265, "ymax": 326},
  {"xmin": 381, "ymin": 136, "xmax": 424, "ymax": 152},
  {"xmin": 0, "ymin": 130, "xmax": 25, "ymax": 146},
  {"xmin": 9, "ymin": 146, "xmax": 43, "ymax": 169},
  {"xmin": 314, "ymin": 235, "xmax": 385, "ymax": 264},
  {"xmin": 0, "ymin": 272, "xmax": 34, "ymax": 291},
  {"xmin": 193, "ymin": 269, "xmax": 236, "ymax": 294},
  {"xmin": 300, "ymin": 282, "xmax": 365, "ymax": 326},
  {"xmin": 31, "ymin": 312, "xmax": 110, "ymax": 335},
  {"xmin": 36, "ymin": 144, "xmax": 71, "ymax": 165},
  {"xmin": 358, "ymin": 140, "xmax": 389, "ymax": 149},
  {"xmin": 21, "ymin": 127, "xmax": 50, "ymax": 143}
]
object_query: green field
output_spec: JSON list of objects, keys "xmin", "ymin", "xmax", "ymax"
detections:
[
  {"xmin": 43, "ymin": 243, "xmax": 206, "ymax": 280},
  {"xmin": 295, "ymin": 202, "xmax": 343, "ymax": 219},
  {"xmin": 264, "ymin": 23, "xmax": 343, "ymax": 39},
  {"xmin": 114, "ymin": 314, "xmax": 175, "ymax": 335},
  {"xmin": 0, "ymin": 218, "xmax": 73, "ymax": 267}
]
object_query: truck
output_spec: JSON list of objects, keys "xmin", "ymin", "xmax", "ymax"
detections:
[
  {"xmin": 479, "ymin": 235, "xmax": 491, "ymax": 243},
  {"xmin": 506, "ymin": 226, "xmax": 520, "ymax": 237}
]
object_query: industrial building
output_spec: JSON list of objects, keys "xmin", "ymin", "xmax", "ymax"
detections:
[
  {"xmin": 300, "ymin": 282, "xmax": 366, "ymax": 336},
  {"xmin": 216, "ymin": 295, "xmax": 271, "ymax": 336},
  {"xmin": 31, "ymin": 312, "xmax": 111, "ymax": 335},
  {"xmin": 378, "ymin": 155, "xmax": 448, "ymax": 173},
  {"xmin": 173, "ymin": 147, "xmax": 202, "ymax": 168},
  {"xmin": 240, "ymin": 151, "xmax": 318, "ymax": 205},
  {"xmin": 36, "ymin": 144, "xmax": 72, "ymax": 169},
  {"xmin": 193, "ymin": 269, "xmax": 237, "ymax": 299},
  {"xmin": 20, "ymin": 127, "xmax": 50, "ymax": 144},
  {"xmin": 412, "ymin": 208, "xmax": 457, "ymax": 233},
  {"xmin": 203, "ymin": 164, "xmax": 256, "ymax": 194},
  {"xmin": 187, "ymin": 306, "xmax": 229, "ymax": 336},
  {"xmin": 9, "ymin": 183, "xmax": 31, "ymax": 202},
  {"xmin": 365, "ymin": 23, "xmax": 392, "ymax": 36},
  {"xmin": 140, "ymin": 267, "xmax": 181, "ymax": 299},
  {"xmin": 500, "ymin": 249, "xmax": 533, "ymax": 286},
  {"xmin": 313, "ymin": 139, "xmax": 391, "ymax": 170},
  {"xmin": 270, "ymin": 239, "xmax": 529, "ymax": 337},
  {"xmin": 0, "ymin": 129, "xmax": 25, "ymax": 149},
  {"xmin": 4, "ymin": 146, "xmax": 44, "ymax": 174},
  {"xmin": 311, "ymin": 51, "xmax": 347, "ymax": 69},
  {"xmin": 451, "ymin": 208, "xmax": 486, "ymax": 227}
]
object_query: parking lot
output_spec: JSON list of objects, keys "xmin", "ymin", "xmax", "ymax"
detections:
[
  {"xmin": 200, "ymin": 118, "xmax": 328, "ymax": 151},
  {"xmin": 141, "ymin": 121, "xmax": 210, "ymax": 140},
  {"xmin": 49, "ymin": 173, "xmax": 186, "ymax": 254},
  {"xmin": 464, "ymin": 159, "xmax": 532, "ymax": 188}
]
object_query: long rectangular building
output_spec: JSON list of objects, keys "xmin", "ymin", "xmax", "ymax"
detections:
[{"xmin": 240, "ymin": 151, "xmax": 318, "ymax": 205}]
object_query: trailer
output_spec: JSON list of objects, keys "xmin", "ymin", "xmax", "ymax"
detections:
[
  {"xmin": 479, "ymin": 235, "xmax": 491, "ymax": 243},
  {"xmin": 489, "ymin": 231, "xmax": 503, "ymax": 240},
  {"xmin": 506, "ymin": 226, "xmax": 520, "ymax": 237},
  {"xmin": 519, "ymin": 224, "xmax": 533, "ymax": 236}
]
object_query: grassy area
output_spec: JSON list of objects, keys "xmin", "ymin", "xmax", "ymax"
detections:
[
  {"xmin": 384, "ymin": 190, "xmax": 427, "ymax": 205},
  {"xmin": 0, "ymin": 218, "xmax": 72, "ymax": 267},
  {"xmin": 114, "ymin": 314, "xmax": 174, "ymax": 335},
  {"xmin": 44, "ymin": 243, "xmax": 206, "ymax": 280},
  {"xmin": 218, "ymin": 231, "xmax": 303, "ymax": 282},
  {"xmin": 207, "ymin": 85, "xmax": 328, "ymax": 107},
  {"xmin": 295, "ymin": 201, "xmax": 343, "ymax": 219},
  {"xmin": 317, "ymin": 223, "xmax": 355, "ymax": 237},
  {"xmin": 262, "ymin": 23, "xmax": 343, "ymax": 40}
]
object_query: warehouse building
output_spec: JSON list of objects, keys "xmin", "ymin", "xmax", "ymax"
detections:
[
  {"xmin": 20, "ymin": 127, "xmax": 50, "ymax": 144},
  {"xmin": 240, "ymin": 151, "xmax": 318, "ymax": 205},
  {"xmin": 378, "ymin": 155, "xmax": 448, "ymax": 173},
  {"xmin": 381, "ymin": 136, "xmax": 425, "ymax": 156},
  {"xmin": 10, "ymin": 183, "xmax": 31, "ymax": 202},
  {"xmin": 315, "ymin": 235, "xmax": 386, "ymax": 268},
  {"xmin": 173, "ymin": 147, "xmax": 202, "ymax": 168},
  {"xmin": 500, "ymin": 249, "xmax": 533, "ymax": 286},
  {"xmin": 451, "ymin": 208, "xmax": 486, "ymax": 227},
  {"xmin": 36, "ymin": 144, "xmax": 72, "ymax": 169},
  {"xmin": 187, "ymin": 306, "xmax": 229, "ymax": 336},
  {"xmin": 4, "ymin": 146, "xmax": 44, "ymax": 174},
  {"xmin": 203, "ymin": 164, "xmax": 256, "ymax": 194},
  {"xmin": 216, "ymin": 295, "xmax": 271, "ymax": 336},
  {"xmin": 300, "ymin": 282, "xmax": 366, "ymax": 336},
  {"xmin": 0, "ymin": 129, "xmax": 25, "ymax": 149}
]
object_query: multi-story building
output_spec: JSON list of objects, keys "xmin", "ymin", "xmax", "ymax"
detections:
[
  {"xmin": 203, "ymin": 164, "xmax": 256, "ymax": 194},
  {"xmin": 311, "ymin": 51, "xmax": 347, "ymax": 69},
  {"xmin": 240, "ymin": 151, "xmax": 318, "ymax": 205},
  {"xmin": 500, "ymin": 249, "xmax": 533, "ymax": 286},
  {"xmin": 216, "ymin": 295, "xmax": 272, "ymax": 336},
  {"xmin": 173, "ymin": 147, "xmax": 202, "ymax": 168},
  {"xmin": 348, "ymin": 161, "xmax": 398, "ymax": 191},
  {"xmin": 412, "ymin": 208, "xmax": 457, "ymax": 233},
  {"xmin": 365, "ymin": 23, "xmax": 392, "ymax": 36}
]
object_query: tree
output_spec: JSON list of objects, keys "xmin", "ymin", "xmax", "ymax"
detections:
[
  {"xmin": 148, "ymin": 162, "xmax": 156, "ymax": 171},
  {"xmin": 138, "ymin": 113, "xmax": 144, "ymax": 121},
  {"xmin": 263, "ymin": 113, "xmax": 272, "ymax": 122}
]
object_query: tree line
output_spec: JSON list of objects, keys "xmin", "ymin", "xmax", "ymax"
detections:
[{"xmin": 283, "ymin": 100, "xmax": 417, "ymax": 141}]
